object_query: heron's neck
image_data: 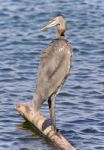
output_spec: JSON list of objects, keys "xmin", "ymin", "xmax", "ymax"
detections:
[{"xmin": 56, "ymin": 25, "xmax": 65, "ymax": 39}]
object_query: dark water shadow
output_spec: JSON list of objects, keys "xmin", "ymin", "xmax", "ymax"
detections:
[{"xmin": 17, "ymin": 120, "xmax": 58, "ymax": 150}]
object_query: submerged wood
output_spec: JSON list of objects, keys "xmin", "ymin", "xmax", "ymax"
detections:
[{"xmin": 15, "ymin": 102, "xmax": 76, "ymax": 150}]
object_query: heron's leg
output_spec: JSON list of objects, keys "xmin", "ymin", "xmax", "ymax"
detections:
[
  {"xmin": 32, "ymin": 93, "xmax": 43, "ymax": 115},
  {"xmin": 48, "ymin": 94, "xmax": 56, "ymax": 133}
]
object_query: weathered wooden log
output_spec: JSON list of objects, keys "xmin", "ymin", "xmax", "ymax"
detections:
[{"xmin": 15, "ymin": 102, "xmax": 76, "ymax": 150}]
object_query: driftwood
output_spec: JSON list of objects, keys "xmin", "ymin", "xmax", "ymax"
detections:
[{"xmin": 15, "ymin": 102, "xmax": 76, "ymax": 150}]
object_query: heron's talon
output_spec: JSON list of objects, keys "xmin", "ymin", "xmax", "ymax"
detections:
[
  {"xmin": 56, "ymin": 128, "xmax": 60, "ymax": 132},
  {"xmin": 53, "ymin": 127, "xmax": 61, "ymax": 137},
  {"xmin": 51, "ymin": 125, "xmax": 60, "ymax": 136}
]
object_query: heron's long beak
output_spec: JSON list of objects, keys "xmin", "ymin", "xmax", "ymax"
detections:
[{"xmin": 41, "ymin": 19, "xmax": 57, "ymax": 30}]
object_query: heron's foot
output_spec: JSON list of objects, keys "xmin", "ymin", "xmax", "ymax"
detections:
[
  {"xmin": 32, "ymin": 108, "xmax": 36, "ymax": 116},
  {"xmin": 51, "ymin": 125, "xmax": 60, "ymax": 135},
  {"xmin": 51, "ymin": 125, "xmax": 56, "ymax": 133},
  {"xmin": 32, "ymin": 111, "xmax": 36, "ymax": 116},
  {"xmin": 51, "ymin": 125, "xmax": 61, "ymax": 138},
  {"xmin": 32, "ymin": 110, "xmax": 40, "ymax": 117}
]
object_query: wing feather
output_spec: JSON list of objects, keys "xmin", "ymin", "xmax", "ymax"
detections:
[{"xmin": 35, "ymin": 39, "xmax": 72, "ymax": 99}]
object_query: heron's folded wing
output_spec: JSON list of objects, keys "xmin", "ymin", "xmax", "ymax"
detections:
[{"xmin": 36, "ymin": 40, "xmax": 72, "ymax": 99}]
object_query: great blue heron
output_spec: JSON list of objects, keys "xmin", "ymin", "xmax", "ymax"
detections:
[{"xmin": 33, "ymin": 15, "xmax": 72, "ymax": 133}]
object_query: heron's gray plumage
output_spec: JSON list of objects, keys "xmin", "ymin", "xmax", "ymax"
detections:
[
  {"xmin": 33, "ymin": 15, "xmax": 73, "ymax": 133},
  {"xmin": 36, "ymin": 39, "xmax": 72, "ymax": 100}
]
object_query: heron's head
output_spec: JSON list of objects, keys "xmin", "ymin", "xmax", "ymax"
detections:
[{"xmin": 41, "ymin": 15, "xmax": 66, "ymax": 39}]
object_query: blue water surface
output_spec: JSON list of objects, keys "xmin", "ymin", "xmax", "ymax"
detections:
[{"xmin": 0, "ymin": 0, "xmax": 104, "ymax": 150}]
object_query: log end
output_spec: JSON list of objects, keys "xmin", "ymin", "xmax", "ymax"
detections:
[{"xmin": 15, "ymin": 102, "xmax": 76, "ymax": 150}]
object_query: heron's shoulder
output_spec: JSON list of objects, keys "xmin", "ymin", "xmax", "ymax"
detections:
[
  {"xmin": 52, "ymin": 38, "xmax": 68, "ymax": 43},
  {"xmin": 41, "ymin": 38, "xmax": 72, "ymax": 56},
  {"xmin": 48, "ymin": 38, "xmax": 70, "ymax": 47}
]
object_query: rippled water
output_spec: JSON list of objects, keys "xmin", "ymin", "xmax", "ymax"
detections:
[{"xmin": 0, "ymin": 0, "xmax": 104, "ymax": 150}]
